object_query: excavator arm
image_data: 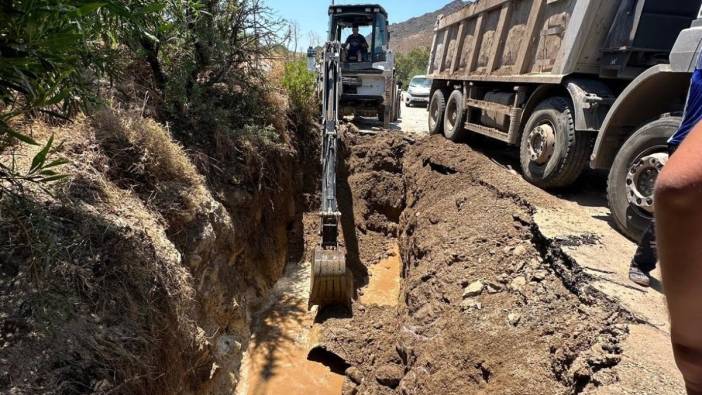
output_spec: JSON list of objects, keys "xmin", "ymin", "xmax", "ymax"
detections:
[{"xmin": 309, "ymin": 42, "xmax": 353, "ymax": 308}]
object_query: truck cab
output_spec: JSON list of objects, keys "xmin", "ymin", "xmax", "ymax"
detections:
[{"xmin": 325, "ymin": 4, "xmax": 400, "ymax": 123}]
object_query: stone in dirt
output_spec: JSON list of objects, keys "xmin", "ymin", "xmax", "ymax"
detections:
[
  {"xmin": 531, "ymin": 270, "xmax": 548, "ymax": 282},
  {"xmin": 342, "ymin": 378, "xmax": 359, "ymax": 395},
  {"xmin": 346, "ymin": 366, "xmax": 363, "ymax": 384},
  {"xmin": 485, "ymin": 282, "xmax": 503, "ymax": 294},
  {"xmin": 508, "ymin": 313, "xmax": 522, "ymax": 326},
  {"xmin": 461, "ymin": 298, "xmax": 482, "ymax": 311},
  {"xmin": 509, "ymin": 276, "xmax": 527, "ymax": 291},
  {"xmin": 512, "ymin": 245, "xmax": 528, "ymax": 257},
  {"xmin": 463, "ymin": 281, "xmax": 484, "ymax": 298},
  {"xmin": 375, "ymin": 364, "xmax": 404, "ymax": 388}
]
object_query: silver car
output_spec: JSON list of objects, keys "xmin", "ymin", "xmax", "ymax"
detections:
[{"xmin": 404, "ymin": 75, "xmax": 432, "ymax": 107}]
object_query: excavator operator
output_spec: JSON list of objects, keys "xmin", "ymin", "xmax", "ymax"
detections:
[{"xmin": 345, "ymin": 25, "xmax": 368, "ymax": 62}]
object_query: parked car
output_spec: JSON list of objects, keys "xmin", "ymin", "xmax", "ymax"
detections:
[{"xmin": 404, "ymin": 75, "xmax": 432, "ymax": 107}]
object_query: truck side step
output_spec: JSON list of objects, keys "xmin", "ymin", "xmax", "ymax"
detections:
[
  {"xmin": 465, "ymin": 97, "xmax": 523, "ymax": 145},
  {"xmin": 464, "ymin": 122, "xmax": 510, "ymax": 143}
]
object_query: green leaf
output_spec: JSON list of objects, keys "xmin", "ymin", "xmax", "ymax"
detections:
[
  {"xmin": 5, "ymin": 129, "xmax": 39, "ymax": 146},
  {"xmin": 77, "ymin": 2, "xmax": 106, "ymax": 16},
  {"xmin": 40, "ymin": 174, "xmax": 69, "ymax": 183},
  {"xmin": 29, "ymin": 134, "xmax": 54, "ymax": 173},
  {"xmin": 43, "ymin": 158, "xmax": 70, "ymax": 169}
]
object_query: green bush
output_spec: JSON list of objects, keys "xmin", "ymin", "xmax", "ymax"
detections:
[
  {"xmin": 395, "ymin": 47, "xmax": 431, "ymax": 89},
  {"xmin": 282, "ymin": 59, "xmax": 317, "ymax": 126}
]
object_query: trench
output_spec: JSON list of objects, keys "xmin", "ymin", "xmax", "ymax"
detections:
[
  {"xmin": 236, "ymin": 128, "xmax": 407, "ymax": 394},
  {"xmin": 237, "ymin": 130, "xmax": 628, "ymax": 395}
]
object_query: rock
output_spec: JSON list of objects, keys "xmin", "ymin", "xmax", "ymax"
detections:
[
  {"xmin": 461, "ymin": 298, "xmax": 482, "ymax": 311},
  {"xmin": 512, "ymin": 245, "xmax": 527, "ymax": 257},
  {"xmin": 463, "ymin": 281, "xmax": 484, "ymax": 298},
  {"xmin": 531, "ymin": 270, "xmax": 548, "ymax": 282},
  {"xmin": 496, "ymin": 274, "xmax": 509, "ymax": 284},
  {"xmin": 485, "ymin": 282, "xmax": 503, "ymax": 294},
  {"xmin": 509, "ymin": 276, "xmax": 527, "ymax": 291},
  {"xmin": 513, "ymin": 261, "xmax": 526, "ymax": 272},
  {"xmin": 508, "ymin": 313, "xmax": 522, "ymax": 326},
  {"xmin": 346, "ymin": 366, "xmax": 363, "ymax": 384},
  {"xmin": 342, "ymin": 378, "xmax": 358, "ymax": 395},
  {"xmin": 375, "ymin": 364, "xmax": 404, "ymax": 388},
  {"xmin": 529, "ymin": 258, "xmax": 542, "ymax": 269}
]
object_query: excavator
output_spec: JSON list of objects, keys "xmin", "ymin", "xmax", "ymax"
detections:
[{"xmin": 308, "ymin": 4, "xmax": 400, "ymax": 307}]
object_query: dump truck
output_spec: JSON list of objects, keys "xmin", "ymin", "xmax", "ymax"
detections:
[{"xmin": 426, "ymin": 0, "xmax": 702, "ymax": 240}]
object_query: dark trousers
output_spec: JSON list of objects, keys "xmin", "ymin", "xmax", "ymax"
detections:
[{"xmin": 632, "ymin": 221, "xmax": 657, "ymax": 273}]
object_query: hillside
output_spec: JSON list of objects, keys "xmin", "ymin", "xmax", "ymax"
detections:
[{"xmin": 389, "ymin": 0, "xmax": 467, "ymax": 54}]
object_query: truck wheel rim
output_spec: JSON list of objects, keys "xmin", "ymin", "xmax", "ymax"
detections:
[
  {"xmin": 430, "ymin": 99, "xmax": 440, "ymax": 127},
  {"xmin": 527, "ymin": 123, "xmax": 556, "ymax": 165},
  {"xmin": 626, "ymin": 152, "xmax": 668, "ymax": 214},
  {"xmin": 446, "ymin": 99, "xmax": 458, "ymax": 130}
]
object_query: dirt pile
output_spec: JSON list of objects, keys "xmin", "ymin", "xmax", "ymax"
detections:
[
  {"xmin": 315, "ymin": 133, "xmax": 630, "ymax": 394},
  {"xmin": 0, "ymin": 108, "xmax": 310, "ymax": 394},
  {"xmin": 336, "ymin": 127, "xmax": 411, "ymax": 289}
]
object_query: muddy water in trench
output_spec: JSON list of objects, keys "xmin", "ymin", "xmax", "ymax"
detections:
[
  {"xmin": 238, "ymin": 243, "xmax": 402, "ymax": 394},
  {"xmin": 237, "ymin": 261, "xmax": 343, "ymax": 395},
  {"xmin": 360, "ymin": 243, "xmax": 402, "ymax": 307}
]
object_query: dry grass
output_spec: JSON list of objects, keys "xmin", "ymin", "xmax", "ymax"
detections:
[{"xmin": 0, "ymin": 109, "xmax": 215, "ymax": 394}]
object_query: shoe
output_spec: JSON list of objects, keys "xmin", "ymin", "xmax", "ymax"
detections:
[{"xmin": 629, "ymin": 265, "xmax": 651, "ymax": 287}]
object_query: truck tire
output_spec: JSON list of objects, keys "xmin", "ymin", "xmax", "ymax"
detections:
[
  {"xmin": 519, "ymin": 97, "xmax": 591, "ymax": 189},
  {"xmin": 443, "ymin": 90, "xmax": 467, "ymax": 142},
  {"xmin": 428, "ymin": 89, "xmax": 446, "ymax": 134},
  {"xmin": 607, "ymin": 116, "xmax": 680, "ymax": 241}
]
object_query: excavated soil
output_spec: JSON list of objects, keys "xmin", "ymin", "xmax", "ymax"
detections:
[{"xmin": 311, "ymin": 132, "xmax": 631, "ymax": 395}]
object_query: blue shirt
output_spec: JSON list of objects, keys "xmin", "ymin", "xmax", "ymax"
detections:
[{"xmin": 669, "ymin": 54, "xmax": 702, "ymax": 147}]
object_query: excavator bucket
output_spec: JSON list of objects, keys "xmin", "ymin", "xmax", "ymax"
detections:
[{"xmin": 310, "ymin": 247, "xmax": 353, "ymax": 307}]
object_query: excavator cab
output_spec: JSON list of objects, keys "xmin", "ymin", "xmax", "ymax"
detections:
[
  {"xmin": 322, "ymin": 4, "xmax": 400, "ymax": 124},
  {"xmin": 328, "ymin": 4, "xmax": 389, "ymax": 69}
]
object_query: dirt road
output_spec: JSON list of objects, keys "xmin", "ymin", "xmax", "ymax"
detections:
[{"xmin": 238, "ymin": 119, "xmax": 683, "ymax": 394}]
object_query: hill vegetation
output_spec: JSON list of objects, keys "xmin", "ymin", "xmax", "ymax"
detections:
[{"xmin": 389, "ymin": 0, "xmax": 466, "ymax": 54}]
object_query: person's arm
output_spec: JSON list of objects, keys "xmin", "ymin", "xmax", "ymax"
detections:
[
  {"xmin": 361, "ymin": 35, "xmax": 369, "ymax": 49},
  {"xmin": 656, "ymin": 121, "xmax": 702, "ymax": 395}
]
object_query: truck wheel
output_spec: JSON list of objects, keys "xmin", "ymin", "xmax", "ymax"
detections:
[
  {"xmin": 428, "ymin": 89, "xmax": 446, "ymax": 134},
  {"xmin": 443, "ymin": 90, "xmax": 467, "ymax": 142},
  {"xmin": 607, "ymin": 116, "xmax": 680, "ymax": 241},
  {"xmin": 519, "ymin": 97, "xmax": 591, "ymax": 189}
]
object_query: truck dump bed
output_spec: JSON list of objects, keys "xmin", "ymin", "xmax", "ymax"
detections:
[{"xmin": 427, "ymin": 0, "xmax": 699, "ymax": 84}]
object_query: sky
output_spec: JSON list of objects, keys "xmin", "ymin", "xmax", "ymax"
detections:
[{"xmin": 266, "ymin": 0, "xmax": 453, "ymax": 51}]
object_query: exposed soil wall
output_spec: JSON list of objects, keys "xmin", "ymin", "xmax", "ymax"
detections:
[{"xmin": 0, "ymin": 109, "xmax": 318, "ymax": 394}]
